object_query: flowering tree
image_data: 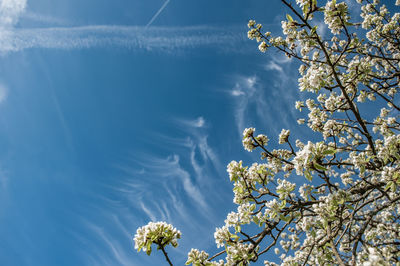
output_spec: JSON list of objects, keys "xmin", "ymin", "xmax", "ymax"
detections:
[{"xmin": 134, "ymin": 0, "xmax": 400, "ymax": 265}]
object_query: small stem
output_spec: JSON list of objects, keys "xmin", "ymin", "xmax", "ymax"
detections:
[{"xmin": 159, "ymin": 244, "xmax": 174, "ymax": 266}]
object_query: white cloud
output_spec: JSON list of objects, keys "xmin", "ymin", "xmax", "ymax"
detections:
[
  {"xmin": 245, "ymin": 76, "xmax": 256, "ymax": 87},
  {"xmin": 140, "ymin": 201, "xmax": 157, "ymax": 221},
  {"xmin": 231, "ymin": 89, "xmax": 244, "ymax": 96},
  {"xmin": 264, "ymin": 53, "xmax": 291, "ymax": 73},
  {"xmin": 0, "ymin": 0, "xmax": 27, "ymax": 27},
  {"xmin": 189, "ymin": 143, "xmax": 203, "ymax": 177},
  {"xmin": 196, "ymin": 134, "xmax": 221, "ymax": 172},
  {"xmin": 166, "ymin": 154, "xmax": 209, "ymax": 211},
  {"xmin": 119, "ymin": 153, "xmax": 211, "ymax": 218},
  {"xmin": 228, "ymin": 72, "xmax": 301, "ymax": 138},
  {"xmin": 82, "ymin": 220, "xmax": 134, "ymax": 266},
  {"xmin": 0, "ymin": 1, "xmax": 245, "ymax": 54},
  {"xmin": 112, "ymin": 115, "xmax": 227, "ymax": 232},
  {"xmin": 180, "ymin": 116, "xmax": 205, "ymax": 128},
  {"xmin": 0, "ymin": 25, "xmax": 245, "ymax": 54},
  {"xmin": 175, "ymin": 116, "xmax": 223, "ymax": 174},
  {"xmin": 21, "ymin": 11, "xmax": 69, "ymax": 25},
  {"xmin": 194, "ymin": 116, "xmax": 205, "ymax": 128},
  {"xmin": 264, "ymin": 61, "xmax": 283, "ymax": 73},
  {"xmin": 229, "ymin": 75, "xmax": 258, "ymax": 135}
]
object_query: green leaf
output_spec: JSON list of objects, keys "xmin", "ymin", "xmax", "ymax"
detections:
[
  {"xmin": 146, "ymin": 244, "xmax": 152, "ymax": 256},
  {"xmin": 253, "ymin": 216, "xmax": 260, "ymax": 225},
  {"xmin": 280, "ymin": 214, "xmax": 290, "ymax": 222},
  {"xmin": 232, "ymin": 234, "xmax": 239, "ymax": 241},
  {"xmin": 314, "ymin": 162, "xmax": 328, "ymax": 171},
  {"xmin": 391, "ymin": 182, "xmax": 397, "ymax": 192},
  {"xmin": 235, "ymin": 225, "xmax": 241, "ymax": 233},
  {"xmin": 302, "ymin": 5, "xmax": 308, "ymax": 15},
  {"xmin": 385, "ymin": 181, "xmax": 394, "ymax": 191},
  {"xmin": 323, "ymin": 219, "xmax": 328, "ymax": 229},
  {"xmin": 305, "ymin": 171, "xmax": 313, "ymax": 182},
  {"xmin": 237, "ymin": 186, "xmax": 243, "ymax": 194},
  {"xmin": 310, "ymin": 26, "xmax": 318, "ymax": 35},
  {"xmin": 360, "ymin": 166, "xmax": 365, "ymax": 175},
  {"xmin": 338, "ymin": 198, "xmax": 345, "ymax": 205},
  {"xmin": 280, "ymin": 200, "xmax": 287, "ymax": 209},
  {"xmin": 394, "ymin": 172, "xmax": 400, "ymax": 184},
  {"xmin": 323, "ymin": 149, "xmax": 336, "ymax": 155},
  {"xmin": 286, "ymin": 14, "xmax": 293, "ymax": 22},
  {"xmin": 311, "ymin": 230, "xmax": 316, "ymax": 238}
]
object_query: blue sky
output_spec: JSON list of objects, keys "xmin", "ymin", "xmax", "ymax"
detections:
[{"xmin": 0, "ymin": 0, "xmax": 320, "ymax": 265}]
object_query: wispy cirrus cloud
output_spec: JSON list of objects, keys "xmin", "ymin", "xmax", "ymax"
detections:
[
  {"xmin": 0, "ymin": 0, "xmax": 25, "ymax": 105},
  {"xmin": 33, "ymin": 119, "xmax": 224, "ymax": 266},
  {"xmin": 229, "ymin": 75, "xmax": 263, "ymax": 135},
  {"xmin": 0, "ymin": 0, "xmax": 27, "ymax": 27},
  {"xmin": 117, "ymin": 142, "xmax": 215, "ymax": 225},
  {"xmin": 21, "ymin": 11, "xmax": 70, "ymax": 26},
  {"xmin": 73, "ymin": 215, "xmax": 141, "ymax": 266},
  {"xmin": 122, "ymin": 122, "xmax": 225, "ymax": 234},
  {"xmin": 230, "ymin": 89, "xmax": 245, "ymax": 96},
  {"xmin": 111, "ymin": 117, "xmax": 228, "ymax": 248},
  {"xmin": 228, "ymin": 66, "xmax": 301, "ymax": 138},
  {"xmin": 264, "ymin": 61, "xmax": 283, "ymax": 73},
  {"xmin": 177, "ymin": 116, "xmax": 206, "ymax": 128},
  {"xmin": 175, "ymin": 117, "xmax": 223, "ymax": 175},
  {"xmin": 263, "ymin": 54, "xmax": 305, "ymax": 132},
  {"xmin": 84, "ymin": 221, "xmax": 133, "ymax": 266}
]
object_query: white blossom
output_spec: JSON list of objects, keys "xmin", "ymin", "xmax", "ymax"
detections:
[
  {"xmin": 278, "ymin": 129, "xmax": 290, "ymax": 144},
  {"xmin": 134, "ymin": 222, "xmax": 181, "ymax": 255}
]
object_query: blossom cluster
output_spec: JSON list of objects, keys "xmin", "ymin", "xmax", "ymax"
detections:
[
  {"xmin": 213, "ymin": 0, "xmax": 400, "ymax": 264},
  {"xmin": 278, "ymin": 129, "xmax": 290, "ymax": 144},
  {"xmin": 134, "ymin": 221, "xmax": 181, "ymax": 255},
  {"xmin": 242, "ymin": 127, "xmax": 268, "ymax": 152}
]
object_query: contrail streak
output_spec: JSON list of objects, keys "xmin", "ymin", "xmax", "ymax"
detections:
[
  {"xmin": 146, "ymin": 0, "xmax": 170, "ymax": 28},
  {"xmin": 0, "ymin": 25, "xmax": 246, "ymax": 53}
]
